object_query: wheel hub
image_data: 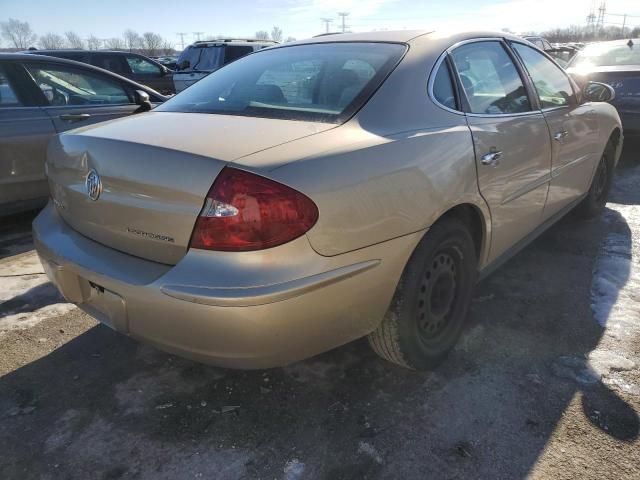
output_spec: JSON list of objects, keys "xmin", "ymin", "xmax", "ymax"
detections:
[{"xmin": 418, "ymin": 252, "xmax": 458, "ymax": 338}]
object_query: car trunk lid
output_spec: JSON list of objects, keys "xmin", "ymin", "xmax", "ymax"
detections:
[{"xmin": 47, "ymin": 112, "xmax": 334, "ymax": 265}]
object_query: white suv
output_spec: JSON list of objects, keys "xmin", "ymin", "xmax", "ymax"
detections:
[{"xmin": 173, "ymin": 38, "xmax": 277, "ymax": 92}]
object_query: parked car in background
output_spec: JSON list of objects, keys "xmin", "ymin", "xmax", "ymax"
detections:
[
  {"xmin": 173, "ymin": 38, "xmax": 277, "ymax": 92},
  {"xmin": 34, "ymin": 31, "xmax": 622, "ymax": 371},
  {"xmin": 546, "ymin": 44, "xmax": 579, "ymax": 68},
  {"xmin": 0, "ymin": 53, "xmax": 166, "ymax": 215},
  {"xmin": 567, "ymin": 38, "xmax": 640, "ymax": 136},
  {"xmin": 29, "ymin": 50, "xmax": 175, "ymax": 94},
  {"xmin": 154, "ymin": 55, "xmax": 178, "ymax": 71},
  {"xmin": 524, "ymin": 36, "xmax": 553, "ymax": 51}
]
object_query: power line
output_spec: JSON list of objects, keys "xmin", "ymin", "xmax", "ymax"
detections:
[{"xmin": 193, "ymin": 32, "xmax": 204, "ymax": 41}]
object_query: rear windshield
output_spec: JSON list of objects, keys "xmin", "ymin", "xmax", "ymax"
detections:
[
  {"xmin": 158, "ymin": 42, "xmax": 407, "ymax": 123},
  {"xmin": 570, "ymin": 42, "xmax": 640, "ymax": 68},
  {"xmin": 176, "ymin": 45, "xmax": 224, "ymax": 72}
]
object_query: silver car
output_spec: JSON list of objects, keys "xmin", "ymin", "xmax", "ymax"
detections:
[
  {"xmin": 0, "ymin": 54, "xmax": 166, "ymax": 215},
  {"xmin": 34, "ymin": 31, "xmax": 622, "ymax": 370}
]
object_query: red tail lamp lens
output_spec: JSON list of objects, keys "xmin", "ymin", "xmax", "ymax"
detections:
[{"xmin": 190, "ymin": 167, "xmax": 319, "ymax": 251}]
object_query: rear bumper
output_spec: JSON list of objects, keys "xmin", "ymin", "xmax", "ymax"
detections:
[{"xmin": 34, "ymin": 203, "xmax": 422, "ymax": 368}]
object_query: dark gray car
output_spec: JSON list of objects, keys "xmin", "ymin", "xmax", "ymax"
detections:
[
  {"xmin": 29, "ymin": 50, "xmax": 175, "ymax": 94},
  {"xmin": 0, "ymin": 53, "xmax": 166, "ymax": 215}
]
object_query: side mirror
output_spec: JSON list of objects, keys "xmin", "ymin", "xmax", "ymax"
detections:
[
  {"xmin": 160, "ymin": 66, "xmax": 169, "ymax": 76},
  {"xmin": 179, "ymin": 60, "xmax": 190, "ymax": 70},
  {"xmin": 134, "ymin": 90, "xmax": 152, "ymax": 113},
  {"xmin": 584, "ymin": 81, "xmax": 616, "ymax": 103}
]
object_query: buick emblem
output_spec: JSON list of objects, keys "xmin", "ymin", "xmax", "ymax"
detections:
[{"xmin": 85, "ymin": 169, "xmax": 102, "ymax": 201}]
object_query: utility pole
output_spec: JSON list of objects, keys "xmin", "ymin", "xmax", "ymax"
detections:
[
  {"xmin": 337, "ymin": 12, "xmax": 350, "ymax": 33},
  {"xmin": 321, "ymin": 18, "xmax": 333, "ymax": 33},
  {"xmin": 596, "ymin": 1, "xmax": 607, "ymax": 32},
  {"xmin": 176, "ymin": 32, "xmax": 187, "ymax": 50},
  {"xmin": 587, "ymin": 0, "xmax": 596, "ymax": 34},
  {"xmin": 193, "ymin": 32, "xmax": 204, "ymax": 41},
  {"xmin": 621, "ymin": 14, "xmax": 627, "ymax": 35}
]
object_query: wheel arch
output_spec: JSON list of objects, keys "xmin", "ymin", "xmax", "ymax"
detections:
[{"xmin": 425, "ymin": 200, "xmax": 491, "ymax": 270}]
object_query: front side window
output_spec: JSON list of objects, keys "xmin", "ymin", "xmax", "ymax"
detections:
[
  {"xmin": 26, "ymin": 64, "xmax": 131, "ymax": 106},
  {"xmin": 512, "ymin": 43, "xmax": 573, "ymax": 109},
  {"xmin": 450, "ymin": 41, "xmax": 531, "ymax": 115},
  {"xmin": 126, "ymin": 56, "xmax": 161, "ymax": 75},
  {"xmin": 158, "ymin": 42, "xmax": 407, "ymax": 123},
  {"xmin": 0, "ymin": 66, "xmax": 21, "ymax": 107}
]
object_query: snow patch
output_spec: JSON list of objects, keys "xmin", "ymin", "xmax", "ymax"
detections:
[
  {"xmin": 0, "ymin": 250, "xmax": 75, "ymax": 332},
  {"xmin": 283, "ymin": 458, "xmax": 305, "ymax": 480},
  {"xmin": 358, "ymin": 441, "xmax": 383, "ymax": 464},
  {"xmin": 587, "ymin": 167, "xmax": 640, "ymax": 396}
]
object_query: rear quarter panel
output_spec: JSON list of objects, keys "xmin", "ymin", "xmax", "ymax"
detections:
[{"xmin": 237, "ymin": 35, "xmax": 491, "ymax": 260}]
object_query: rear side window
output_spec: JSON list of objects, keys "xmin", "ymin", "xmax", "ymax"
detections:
[
  {"xmin": 0, "ymin": 66, "xmax": 21, "ymax": 106},
  {"xmin": 224, "ymin": 46, "xmax": 254, "ymax": 64},
  {"xmin": 511, "ymin": 43, "xmax": 573, "ymax": 109},
  {"xmin": 92, "ymin": 55, "xmax": 130, "ymax": 75},
  {"xmin": 25, "ymin": 64, "xmax": 131, "ymax": 106},
  {"xmin": 158, "ymin": 42, "xmax": 407, "ymax": 123},
  {"xmin": 450, "ymin": 41, "xmax": 531, "ymax": 115},
  {"xmin": 432, "ymin": 60, "xmax": 457, "ymax": 110}
]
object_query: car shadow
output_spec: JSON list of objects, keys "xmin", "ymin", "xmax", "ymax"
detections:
[
  {"xmin": 0, "ymin": 200, "xmax": 637, "ymax": 479},
  {"xmin": 0, "ymin": 282, "xmax": 64, "ymax": 320}
]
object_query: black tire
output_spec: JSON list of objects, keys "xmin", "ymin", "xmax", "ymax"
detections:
[
  {"xmin": 575, "ymin": 141, "xmax": 615, "ymax": 219},
  {"xmin": 368, "ymin": 217, "xmax": 477, "ymax": 370}
]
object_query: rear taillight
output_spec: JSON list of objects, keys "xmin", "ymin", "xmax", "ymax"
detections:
[{"xmin": 189, "ymin": 167, "xmax": 319, "ymax": 251}]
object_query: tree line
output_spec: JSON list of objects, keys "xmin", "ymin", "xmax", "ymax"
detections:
[
  {"xmin": 254, "ymin": 26, "xmax": 295, "ymax": 43},
  {"xmin": 527, "ymin": 24, "xmax": 640, "ymax": 43},
  {"xmin": 0, "ymin": 18, "xmax": 174, "ymax": 56}
]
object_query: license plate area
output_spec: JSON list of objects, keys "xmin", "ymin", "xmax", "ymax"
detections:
[{"xmin": 83, "ymin": 280, "xmax": 128, "ymax": 333}]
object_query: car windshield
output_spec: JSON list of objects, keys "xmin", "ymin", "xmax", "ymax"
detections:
[
  {"xmin": 570, "ymin": 41, "xmax": 640, "ymax": 68},
  {"xmin": 157, "ymin": 42, "xmax": 406, "ymax": 123},
  {"xmin": 176, "ymin": 45, "xmax": 224, "ymax": 71}
]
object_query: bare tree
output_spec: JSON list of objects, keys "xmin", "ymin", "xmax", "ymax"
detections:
[
  {"xmin": 160, "ymin": 40, "xmax": 174, "ymax": 56},
  {"xmin": 87, "ymin": 35, "xmax": 102, "ymax": 50},
  {"xmin": 255, "ymin": 30, "xmax": 270, "ymax": 40},
  {"xmin": 65, "ymin": 31, "xmax": 85, "ymax": 49},
  {"xmin": 104, "ymin": 37, "xmax": 125, "ymax": 50},
  {"xmin": 0, "ymin": 18, "xmax": 37, "ymax": 49},
  {"xmin": 39, "ymin": 32, "xmax": 65, "ymax": 49},
  {"xmin": 141, "ymin": 32, "xmax": 163, "ymax": 56},
  {"xmin": 123, "ymin": 29, "xmax": 141, "ymax": 52},
  {"xmin": 270, "ymin": 26, "xmax": 283, "ymax": 43}
]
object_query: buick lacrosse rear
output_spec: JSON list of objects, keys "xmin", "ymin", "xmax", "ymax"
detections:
[{"xmin": 35, "ymin": 31, "xmax": 622, "ymax": 369}]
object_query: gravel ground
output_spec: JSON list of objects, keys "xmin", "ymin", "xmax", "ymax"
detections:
[{"xmin": 0, "ymin": 143, "xmax": 638, "ymax": 480}]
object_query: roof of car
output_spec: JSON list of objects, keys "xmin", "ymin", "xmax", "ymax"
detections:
[
  {"xmin": 285, "ymin": 29, "xmax": 526, "ymax": 46},
  {"xmin": 25, "ymin": 49, "xmax": 147, "ymax": 55},
  {"xmin": 189, "ymin": 39, "xmax": 277, "ymax": 47}
]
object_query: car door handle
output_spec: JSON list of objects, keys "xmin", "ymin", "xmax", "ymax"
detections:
[
  {"xmin": 481, "ymin": 151, "xmax": 502, "ymax": 167},
  {"xmin": 553, "ymin": 130, "xmax": 569, "ymax": 141},
  {"xmin": 59, "ymin": 113, "xmax": 91, "ymax": 122}
]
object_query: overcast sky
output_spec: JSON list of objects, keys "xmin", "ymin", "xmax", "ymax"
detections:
[{"xmin": 2, "ymin": 0, "xmax": 638, "ymax": 48}]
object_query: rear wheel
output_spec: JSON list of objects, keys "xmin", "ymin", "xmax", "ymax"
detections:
[
  {"xmin": 368, "ymin": 217, "xmax": 477, "ymax": 370},
  {"xmin": 576, "ymin": 142, "xmax": 615, "ymax": 219}
]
